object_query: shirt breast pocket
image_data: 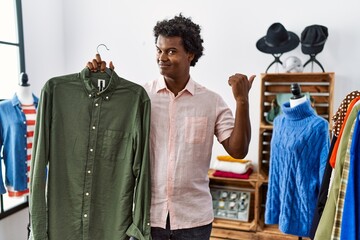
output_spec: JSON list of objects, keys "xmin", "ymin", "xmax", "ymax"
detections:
[
  {"xmin": 185, "ymin": 117, "xmax": 208, "ymax": 144},
  {"xmin": 101, "ymin": 130, "xmax": 130, "ymax": 163}
]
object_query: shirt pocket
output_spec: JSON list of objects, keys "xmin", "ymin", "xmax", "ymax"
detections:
[
  {"xmin": 101, "ymin": 130, "xmax": 130, "ymax": 163},
  {"xmin": 185, "ymin": 117, "xmax": 208, "ymax": 144}
]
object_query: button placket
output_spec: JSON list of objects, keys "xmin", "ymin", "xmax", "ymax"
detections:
[{"xmin": 82, "ymin": 97, "xmax": 102, "ymax": 239}]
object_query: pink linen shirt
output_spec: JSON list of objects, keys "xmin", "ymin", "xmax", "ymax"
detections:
[{"xmin": 143, "ymin": 77, "xmax": 234, "ymax": 230}]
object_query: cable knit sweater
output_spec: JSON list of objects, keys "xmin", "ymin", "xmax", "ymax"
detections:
[{"xmin": 265, "ymin": 100, "xmax": 330, "ymax": 237}]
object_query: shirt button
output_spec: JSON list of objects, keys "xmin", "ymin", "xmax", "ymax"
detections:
[
  {"xmin": 24, "ymin": 134, "xmax": 27, "ymax": 137},
  {"xmin": 92, "ymin": 126, "xmax": 96, "ymax": 130},
  {"xmin": 88, "ymin": 170, "xmax": 91, "ymax": 174},
  {"xmin": 95, "ymin": 103, "xmax": 99, "ymax": 107},
  {"xmin": 24, "ymin": 147, "xmax": 27, "ymax": 150},
  {"xmin": 84, "ymin": 214, "xmax": 88, "ymax": 218},
  {"xmin": 105, "ymin": 96, "xmax": 109, "ymax": 100},
  {"xmin": 23, "ymin": 121, "xmax": 26, "ymax": 124},
  {"xmin": 90, "ymin": 148, "xmax": 93, "ymax": 152},
  {"xmin": 85, "ymin": 192, "xmax": 89, "ymax": 196},
  {"xmin": 89, "ymin": 94, "xmax": 92, "ymax": 98}
]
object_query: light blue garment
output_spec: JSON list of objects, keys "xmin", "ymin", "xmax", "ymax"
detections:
[
  {"xmin": 265, "ymin": 100, "xmax": 330, "ymax": 237},
  {"xmin": 0, "ymin": 93, "xmax": 38, "ymax": 193}
]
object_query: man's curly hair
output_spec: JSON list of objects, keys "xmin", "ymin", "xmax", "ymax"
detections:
[{"xmin": 153, "ymin": 13, "xmax": 204, "ymax": 67}]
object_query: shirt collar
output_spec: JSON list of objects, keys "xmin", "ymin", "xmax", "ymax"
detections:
[
  {"xmin": 81, "ymin": 67, "xmax": 117, "ymax": 100},
  {"xmin": 11, "ymin": 93, "xmax": 39, "ymax": 107},
  {"xmin": 281, "ymin": 100, "xmax": 315, "ymax": 121},
  {"xmin": 156, "ymin": 76, "xmax": 195, "ymax": 96}
]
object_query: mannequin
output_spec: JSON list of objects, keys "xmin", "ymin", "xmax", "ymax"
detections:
[
  {"xmin": 290, "ymin": 83, "xmax": 307, "ymax": 108},
  {"xmin": 16, "ymin": 72, "xmax": 33, "ymax": 105},
  {"xmin": 5, "ymin": 72, "xmax": 37, "ymax": 198},
  {"xmin": 290, "ymin": 82, "xmax": 307, "ymax": 240}
]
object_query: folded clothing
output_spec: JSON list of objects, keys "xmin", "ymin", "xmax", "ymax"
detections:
[
  {"xmin": 213, "ymin": 168, "xmax": 253, "ymax": 179},
  {"xmin": 213, "ymin": 158, "xmax": 252, "ymax": 174},
  {"xmin": 216, "ymin": 155, "xmax": 250, "ymax": 163}
]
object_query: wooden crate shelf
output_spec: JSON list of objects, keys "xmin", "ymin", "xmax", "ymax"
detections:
[{"xmin": 209, "ymin": 72, "xmax": 334, "ymax": 240}]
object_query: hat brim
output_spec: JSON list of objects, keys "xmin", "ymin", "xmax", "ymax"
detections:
[
  {"xmin": 301, "ymin": 44, "xmax": 325, "ymax": 55},
  {"xmin": 256, "ymin": 32, "xmax": 300, "ymax": 54}
]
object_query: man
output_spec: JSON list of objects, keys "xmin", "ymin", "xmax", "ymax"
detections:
[
  {"xmin": 87, "ymin": 13, "xmax": 255, "ymax": 240},
  {"xmin": 144, "ymin": 14, "xmax": 255, "ymax": 240}
]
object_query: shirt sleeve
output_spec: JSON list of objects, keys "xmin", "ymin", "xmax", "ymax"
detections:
[
  {"xmin": 0, "ymin": 135, "xmax": 6, "ymax": 194},
  {"xmin": 0, "ymin": 103, "xmax": 8, "ymax": 194},
  {"xmin": 126, "ymin": 97, "xmax": 152, "ymax": 240},
  {"xmin": 214, "ymin": 94, "xmax": 234, "ymax": 143},
  {"xmin": 29, "ymin": 84, "xmax": 51, "ymax": 240}
]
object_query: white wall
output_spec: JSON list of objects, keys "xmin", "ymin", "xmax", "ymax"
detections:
[
  {"xmin": 28, "ymin": 0, "xmax": 360, "ymax": 168},
  {"xmin": 24, "ymin": 0, "xmax": 360, "ymax": 168},
  {"xmin": 2, "ymin": 0, "xmax": 360, "ymax": 238}
]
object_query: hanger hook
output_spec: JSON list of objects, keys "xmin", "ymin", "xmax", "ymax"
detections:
[{"xmin": 96, "ymin": 44, "xmax": 110, "ymax": 54}]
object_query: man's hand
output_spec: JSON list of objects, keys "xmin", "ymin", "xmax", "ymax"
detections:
[
  {"xmin": 221, "ymin": 73, "xmax": 255, "ymax": 159},
  {"xmin": 228, "ymin": 73, "xmax": 256, "ymax": 102},
  {"xmin": 86, "ymin": 53, "xmax": 114, "ymax": 72}
]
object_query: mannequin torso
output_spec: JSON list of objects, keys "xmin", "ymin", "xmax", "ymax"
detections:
[
  {"xmin": 16, "ymin": 85, "xmax": 33, "ymax": 105},
  {"xmin": 290, "ymin": 83, "xmax": 307, "ymax": 108},
  {"xmin": 290, "ymin": 95, "xmax": 307, "ymax": 108}
]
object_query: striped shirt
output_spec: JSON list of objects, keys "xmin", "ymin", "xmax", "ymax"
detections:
[{"xmin": 7, "ymin": 104, "xmax": 36, "ymax": 197}]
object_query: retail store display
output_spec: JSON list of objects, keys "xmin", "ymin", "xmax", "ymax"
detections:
[
  {"xmin": 301, "ymin": 25, "xmax": 328, "ymax": 72},
  {"xmin": 313, "ymin": 94, "xmax": 360, "ymax": 240},
  {"xmin": 265, "ymin": 83, "xmax": 330, "ymax": 237},
  {"xmin": 210, "ymin": 187, "xmax": 251, "ymax": 222},
  {"xmin": 256, "ymin": 22, "xmax": 300, "ymax": 73},
  {"xmin": 0, "ymin": 73, "xmax": 38, "ymax": 196}
]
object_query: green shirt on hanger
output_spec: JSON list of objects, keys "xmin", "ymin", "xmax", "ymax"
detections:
[{"xmin": 29, "ymin": 68, "xmax": 151, "ymax": 240}]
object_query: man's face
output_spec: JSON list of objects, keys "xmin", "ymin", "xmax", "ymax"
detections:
[{"xmin": 156, "ymin": 35, "xmax": 194, "ymax": 79}]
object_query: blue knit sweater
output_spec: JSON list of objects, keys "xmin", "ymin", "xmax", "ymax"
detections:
[{"xmin": 265, "ymin": 100, "xmax": 330, "ymax": 237}]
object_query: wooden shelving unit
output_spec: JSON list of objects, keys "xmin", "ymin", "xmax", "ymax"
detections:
[
  {"xmin": 209, "ymin": 72, "xmax": 335, "ymax": 240},
  {"xmin": 258, "ymin": 72, "xmax": 334, "ymax": 182}
]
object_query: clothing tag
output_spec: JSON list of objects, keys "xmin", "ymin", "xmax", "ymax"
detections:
[{"xmin": 98, "ymin": 79, "xmax": 105, "ymax": 91}]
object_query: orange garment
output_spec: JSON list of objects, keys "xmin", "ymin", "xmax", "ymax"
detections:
[{"xmin": 329, "ymin": 96, "xmax": 360, "ymax": 167}]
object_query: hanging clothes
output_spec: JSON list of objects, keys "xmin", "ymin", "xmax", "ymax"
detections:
[
  {"xmin": 340, "ymin": 111, "xmax": 360, "ymax": 239},
  {"xmin": 310, "ymin": 92, "xmax": 360, "ymax": 239},
  {"xmin": 265, "ymin": 100, "xmax": 330, "ymax": 237},
  {"xmin": 309, "ymin": 136, "xmax": 337, "ymax": 239},
  {"xmin": 329, "ymin": 95, "xmax": 360, "ymax": 168},
  {"xmin": 29, "ymin": 68, "xmax": 151, "ymax": 240},
  {"xmin": 332, "ymin": 91, "xmax": 360, "ymax": 137},
  {"xmin": 314, "ymin": 98, "xmax": 360, "ymax": 240},
  {"xmin": 0, "ymin": 94, "xmax": 39, "ymax": 194}
]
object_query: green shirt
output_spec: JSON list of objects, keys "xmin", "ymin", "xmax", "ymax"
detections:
[{"xmin": 29, "ymin": 68, "xmax": 151, "ymax": 240}]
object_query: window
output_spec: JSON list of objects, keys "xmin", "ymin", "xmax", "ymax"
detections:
[{"xmin": 0, "ymin": 0, "xmax": 28, "ymax": 219}]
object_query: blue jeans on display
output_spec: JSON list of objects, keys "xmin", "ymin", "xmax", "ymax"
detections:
[{"xmin": 151, "ymin": 215, "xmax": 212, "ymax": 240}]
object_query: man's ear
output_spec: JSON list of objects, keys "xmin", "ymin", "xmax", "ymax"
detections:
[{"xmin": 188, "ymin": 53, "xmax": 195, "ymax": 62}]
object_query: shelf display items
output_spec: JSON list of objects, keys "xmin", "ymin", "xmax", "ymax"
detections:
[{"xmin": 265, "ymin": 84, "xmax": 330, "ymax": 237}]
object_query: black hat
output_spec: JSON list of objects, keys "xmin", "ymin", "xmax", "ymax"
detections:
[
  {"xmin": 256, "ymin": 22, "xmax": 300, "ymax": 54},
  {"xmin": 301, "ymin": 24, "xmax": 328, "ymax": 55}
]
